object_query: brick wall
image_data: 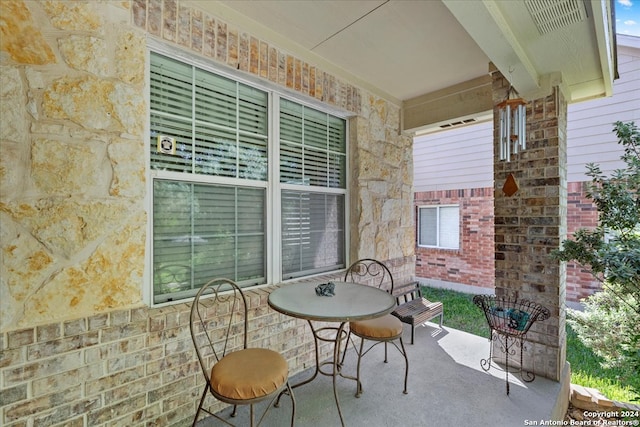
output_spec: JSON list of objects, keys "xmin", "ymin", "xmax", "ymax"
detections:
[
  {"xmin": 566, "ymin": 181, "xmax": 601, "ymax": 302},
  {"xmin": 414, "ymin": 188, "xmax": 495, "ymax": 289},
  {"xmin": 493, "ymin": 70, "xmax": 567, "ymax": 382},
  {"xmin": 0, "ymin": 275, "xmax": 340, "ymax": 426},
  {"xmin": 414, "ymin": 182, "xmax": 601, "ymax": 303}
]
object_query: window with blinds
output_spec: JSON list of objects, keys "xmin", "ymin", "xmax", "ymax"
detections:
[
  {"xmin": 280, "ymin": 99, "xmax": 347, "ymax": 278},
  {"xmin": 281, "ymin": 191, "xmax": 345, "ymax": 278},
  {"xmin": 149, "ymin": 50, "xmax": 347, "ymax": 303},
  {"xmin": 150, "ymin": 53, "xmax": 268, "ymax": 179},
  {"xmin": 153, "ymin": 180, "xmax": 266, "ymax": 301},
  {"xmin": 418, "ymin": 205, "xmax": 460, "ymax": 249},
  {"xmin": 150, "ymin": 52, "xmax": 268, "ymax": 303}
]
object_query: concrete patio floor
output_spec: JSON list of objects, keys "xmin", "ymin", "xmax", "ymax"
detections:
[{"xmin": 198, "ymin": 323, "xmax": 563, "ymax": 427}]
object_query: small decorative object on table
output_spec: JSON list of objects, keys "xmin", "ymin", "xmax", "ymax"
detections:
[
  {"xmin": 315, "ymin": 282, "xmax": 335, "ymax": 297},
  {"xmin": 473, "ymin": 294, "xmax": 550, "ymax": 395}
]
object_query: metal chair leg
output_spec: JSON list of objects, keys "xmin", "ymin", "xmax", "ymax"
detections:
[
  {"xmin": 399, "ymin": 337, "xmax": 409, "ymax": 394},
  {"xmin": 505, "ymin": 335, "xmax": 510, "ymax": 395},
  {"xmin": 287, "ymin": 381, "xmax": 296, "ymax": 427},
  {"xmin": 355, "ymin": 338, "xmax": 365, "ymax": 397},
  {"xmin": 192, "ymin": 385, "xmax": 208, "ymax": 427}
]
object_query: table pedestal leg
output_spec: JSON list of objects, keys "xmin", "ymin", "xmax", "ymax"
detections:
[
  {"xmin": 276, "ymin": 320, "xmax": 353, "ymax": 426},
  {"xmin": 332, "ymin": 322, "xmax": 347, "ymax": 426}
]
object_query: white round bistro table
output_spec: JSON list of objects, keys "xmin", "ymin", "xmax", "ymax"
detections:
[{"xmin": 268, "ymin": 281, "xmax": 396, "ymax": 426}]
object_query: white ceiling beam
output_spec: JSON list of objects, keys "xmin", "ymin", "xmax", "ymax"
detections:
[
  {"xmin": 590, "ymin": 0, "xmax": 616, "ymax": 99},
  {"xmin": 443, "ymin": 0, "xmax": 540, "ymax": 98}
]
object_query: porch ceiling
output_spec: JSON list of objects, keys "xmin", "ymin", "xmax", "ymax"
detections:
[{"xmin": 191, "ymin": 0, "xmax": 616, "ymax": 132}]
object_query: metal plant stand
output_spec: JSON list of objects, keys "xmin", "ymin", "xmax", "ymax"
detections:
[{"xmin": 473, "ymin": 295, "xmax": 550, "ymax": 395}]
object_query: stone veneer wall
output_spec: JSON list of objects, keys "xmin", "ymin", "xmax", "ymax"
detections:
[
  {"xmin": 492, "ymin": 70, "xmax": 567, "ymax": 381},
  {"xmin": 0, "ymin": 1, "xmax": 414, "ymax": 425}
]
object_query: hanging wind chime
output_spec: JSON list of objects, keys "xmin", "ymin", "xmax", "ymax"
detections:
[{"xmin": 498, "ymin": 84, "xmax": 527, "ymax": 162}]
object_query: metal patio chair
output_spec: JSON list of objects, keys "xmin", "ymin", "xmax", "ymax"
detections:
[
  {"xmin": 190, "ymin": 278, "xmax": 296, "ymax": 426},
  {"xmin": 341, "ymin": 259, "xmax": 409, "ymax": 396}
]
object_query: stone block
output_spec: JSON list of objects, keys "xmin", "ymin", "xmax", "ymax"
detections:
[
  {"xmin": 42, "ymin": 0, "xmax": 102, "ymax": 31},
  {"xmin": 114, "ymin": 27, "xmax": 146, "ymax": 84},
  {"xmin": 59, "ymin": 35, "xmax": 109, "ymax": 76},
  {"xmin": 0, "ymin": 1, "xmax": 56, "ymax": 64},
  {"xmin": 43, "ymin": 76, "xmax": 144, "ymax": 134},
  {"xmin": 0, "ymin": 66, "xmax": 28, "ymax": 143}
]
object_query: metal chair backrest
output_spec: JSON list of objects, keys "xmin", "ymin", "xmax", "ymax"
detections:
[
  {"xmin": 189, "ymin": 278, "xmax": 248, "ymax": 381},
  {"xmin": 344, "ymin": 258, "xmax": 395, "ymax": 294}
]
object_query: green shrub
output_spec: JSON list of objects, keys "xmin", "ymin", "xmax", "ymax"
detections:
[
  {"xmin": 552, "ymin": 121, "xmax": 640, "ymax": 384},
  {"xmin": 567, "ymin": 284, "xmax": 640, "ymax": 374}
]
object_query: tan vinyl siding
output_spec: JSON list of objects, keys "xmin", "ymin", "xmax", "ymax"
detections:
[
  {"xmin": 414, "ymin": 37, "xmax": 639, "ymax": 191},
  {"xmin": 413, "ymin": 120, "xmax": 493, "ymax": 192},
  {"xmin": 567, "ymin": 38, "xmax": 640, "ymax": 182}
]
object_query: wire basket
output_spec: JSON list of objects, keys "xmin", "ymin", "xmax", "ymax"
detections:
[
  {"xmin": 472, "ymin": 294, "xmax": 551, "ymax": 395},
  {"xmin": 473, "ymin": 294, "xmax": 550, "ymax": 337}
]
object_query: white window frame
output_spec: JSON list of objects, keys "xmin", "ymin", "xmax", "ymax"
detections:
[
  {"xmin": 417, "ymin": 204, "xmax": 460, "ymax": 250},
  {"xmin": 145, "ymin": 40, "xmax": 349, "ymax": 306}
]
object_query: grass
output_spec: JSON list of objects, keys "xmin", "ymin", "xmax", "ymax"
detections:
[
  {"xmin": 420, "ymin": 285, "xmax": 640, "ymax": 404},
  {"xmin": 420, "ymin": 286, "xmax": 490, "ymax": 338}
]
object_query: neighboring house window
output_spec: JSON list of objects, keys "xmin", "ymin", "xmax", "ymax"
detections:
[
  {"xmin": 149, "ymin": 51, "xmax": 347, "ymax": 303},
  {"xmin": 417, "ymin": 205, "xmax": 460, "ymax": 249}
]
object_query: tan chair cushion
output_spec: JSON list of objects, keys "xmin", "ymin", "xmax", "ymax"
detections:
[
  {"xmin": 349, "ymin": 314, "xmax": 403, "ymax": 339},
  {"xmin": 210, "ymin": 348, "xmax": 288, "ymax": 400}
]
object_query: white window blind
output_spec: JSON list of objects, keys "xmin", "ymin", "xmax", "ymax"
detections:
[
  {"xmin": 280, "ymin": 99, "xmax": 346, "ymax": 188},
  {"xmin": 150, "ymin": 53, "xmax": 268, "ymax": 180},
  {"xmin": 281, "ymin": 191, "xmax": 345, "ymax": 278},
  {"xmin": 418, "ymin": 206, "xmax": 460, "ymax": 249},
  {"xmin": 149, "ymin": 50, "xmax": 348, "ymax": 303},
  {"xmin": 279, "ymin": 99, "xmax": 347, "ymax": 277},
  {"xmin": 439, "ymin": 206, "xmax": 460, "ymax": 248},
  {"xmin": 150, "ymin": 52, "xmax": 268, "ymax": 303},
  {"xmin": 419, "ymin": 208, "xmax": 438, "ymax": 246},
  {"xmin": 153, "ymin": 180, "xmax": 265, "ymax": 301}
]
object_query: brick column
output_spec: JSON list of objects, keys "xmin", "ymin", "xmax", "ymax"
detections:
[{"xmin": 492, "ymin": 70, "xmax": 567, "ymax": 382}]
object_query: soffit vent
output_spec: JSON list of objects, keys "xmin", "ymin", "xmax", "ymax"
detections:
[
  {"xmin": 413, "ymin": 113, "xmax": 493, "ymax": 137},
  {"xmin": 439, "ymin": 118, "xmax": 477, "ymax": 130},
  {"xmin": 525, "ymin": 0, "xmax": 587, "ymax": 35}
]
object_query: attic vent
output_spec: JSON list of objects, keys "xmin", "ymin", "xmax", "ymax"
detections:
[
  {"xmin": 525, "ymin": 0, "xmax": 587, "ymax": 35},
  {"xmin": 439, "ymin": 118, "xmax": 476, "ymax": 129}
]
